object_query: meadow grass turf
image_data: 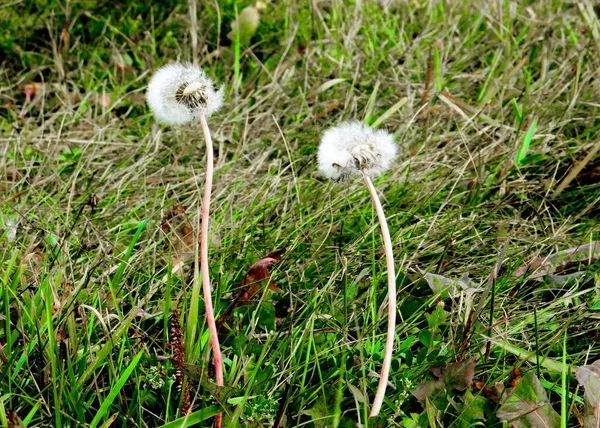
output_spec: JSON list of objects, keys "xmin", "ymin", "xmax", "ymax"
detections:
[{"xmin": 1, "ymin": 1, "xmax": 600, "ymax": 426}]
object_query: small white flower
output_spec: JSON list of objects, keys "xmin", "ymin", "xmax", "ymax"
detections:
[
  {"xmin": 318, "ymin": 122, "xmax": 397, "ymax": 181},
  {"xmin": 146, "ymin": 63, "xmax": 224, "ymax": 126}
]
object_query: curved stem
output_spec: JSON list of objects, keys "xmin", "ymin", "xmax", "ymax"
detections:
[
  {"xmin": 362, "ymin": 173, "xmax": 396, "ymax": 418},
  {"xmin": 199, "ymin": 114, "xmax": 223, "ymax": 427}
]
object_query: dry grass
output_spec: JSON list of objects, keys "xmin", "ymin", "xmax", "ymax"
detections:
[{"xmin": 1, "ymin": 0, "xmax": 599, "ymax": 426}]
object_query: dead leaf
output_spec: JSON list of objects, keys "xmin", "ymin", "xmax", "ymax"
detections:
[
  {"xmin": 513, "ymin": 241, "xmax": 600, "ymax": 279},
  {"xmin": 411, "ymin": 357, "xmax": 477, "ymax": 404},
  {"xmin": 161, "ymin": 206, "xmax": 194, "ymax": 274},
  {"xmin": 497, "ymin": 371, "xmax": 560, "ymax": 427},
  {"xmin": 575, "ymin": 359, "xmax": 600, "ymax": 428},
  {"xmin": 216, "ymin": 248, "xmax": 286, "ymax": 331},
  {"xmin": 239, "ymin": 247, "xmax": 287, "ymax": 299},
  {"xmin": 7, "ymin": 408, "xmax": 25, "ymax": 428},
  {"xmin": 431, "ymin": 357, "xmax": 477, "ymax": 391},
  {"xmin": 411, "ymin": 379, "xmax": 446, "ymax": 404}
]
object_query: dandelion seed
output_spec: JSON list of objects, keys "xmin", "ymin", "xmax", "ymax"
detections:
[
  {"xmin": 317, "ymin": 121, "xmax": 397, "ymax": 182},
  {"xmin": 317, "ymin": 122, "xmax": 399, "ymax": 417},
  {"xmin": 147, "ymin": 62, "xmax": 225, "ymax": 427},
  {"xmin": 146, "ymin": 63, "xmax": 224, "ymax": 126}
]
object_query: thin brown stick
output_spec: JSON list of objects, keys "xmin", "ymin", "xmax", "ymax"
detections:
[
  {"xmin": 199, "ymin": 114, "xmax": 223, "ymax": 428},
  {"xmin": 362, "ymin": 173, "xmax": 396, "ymax": 417},
  {"xmin": 551, "ymin": 138, "xmax": 600, "ymax": 198}
]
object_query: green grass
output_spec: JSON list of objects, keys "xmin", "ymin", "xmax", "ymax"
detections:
[{"xmin": 1, "ymin": 0, "xmax": 600, "ymax": 426}]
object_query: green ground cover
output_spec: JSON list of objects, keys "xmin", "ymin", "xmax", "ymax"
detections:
[{"xmin": 1, "ymin": 0, "xmax": 599, "ymax": 426}]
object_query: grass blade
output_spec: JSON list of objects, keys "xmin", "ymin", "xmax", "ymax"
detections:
[
  {"xmin": 515, "ymin": 120, "xmax": 537, "ymax": 166},
  {"xmin": 371, "ymin": 97, "xmax": 408, "ymax": 128},
  {"xmin": 483, "ymin": 335, "xmax": 572, "ymax": 374},
  {"xmin": 89, "ymin": 351, "xmax": 144, "ymax": 428},
  {"xmin": 157, "ymin": 406, "xmax": 222, "ymax": 428}
]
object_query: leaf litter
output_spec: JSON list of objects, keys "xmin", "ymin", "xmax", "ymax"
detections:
[
  {"xmin": 216, "ymin": 248, "xmax": 286, "ymax": 332},
  {"xmin": 411, "ymin": 357, "xmax": 477, "ymax": 404}
]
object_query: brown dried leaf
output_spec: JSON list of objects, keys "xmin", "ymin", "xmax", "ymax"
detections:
[
  {"xmin": 7, "ymin": 408, "xmax": 25, "ymax": 428},
  {"xmin": 411, "ymin": 358, "xmax": 477, "ymax": 404},
  {"xmin": 239, "ymin": 248, "xmax": 287, "ymax": 300},
  {"xmin": 161, "ymin": 206, "xmax": 194, "ymax": 274},
  {"xmin": 431, "ymin": 357, "xmax": 477, "ymax": 391},
  {"xmin": 216, "ymin": 248, "xmax": 286, "ymax": 332},
  {"xmin": 513, "ymin": 241, "xmax": 600, "ymax": 278},
  {"xmin": 411, "ymin": 379, "xmax": 445, "ymax": 404}
]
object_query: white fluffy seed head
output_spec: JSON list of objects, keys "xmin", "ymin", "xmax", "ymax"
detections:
[
  {"xmin": 146, "ymin": 63, "xmax": 224, "ymax": 126},
  {"xmin": 318, "ymin": 122, "xmax": 398, "ymax": 181}
]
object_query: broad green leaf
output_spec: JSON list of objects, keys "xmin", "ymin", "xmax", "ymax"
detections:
[{"xmin": 456, "ymin": 389, "xmax": 486, "ymax": 427}]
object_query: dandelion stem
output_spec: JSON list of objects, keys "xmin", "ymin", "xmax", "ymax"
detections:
[
  {"xmin": 199, "ymin": 113, "xmax": 223, "ymax": 428},
  {"xmin": 362, "ymin": 173, "xmax": 396, "ymax": 418}
]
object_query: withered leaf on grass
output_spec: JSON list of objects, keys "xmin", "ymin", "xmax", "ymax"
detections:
[
  {"xmin": 575, "ymin": 359, "xmax": 600, "ymax": 428},
  {"xmin": 411, "ymin": 379, "xmax": 446, "ymax": 404},
  {"xmin": 6, "ymin": 408, "xmax": 25, "ymax": 428},
  {"xmin": 431, "ymin": 357, "xmax": 477, "ymax": 391},
  {"xmin": 216, "ymin": 248, "xmax": 286, "ymax": 331},
  {"xmin": 411, "ymin": 357, "xmax": 477, "ymax": 404},
  {"xmin": 161, "ymin": 206, "xmax": 194, "ymax": 274},
  {"xmin": 497, "ymin": 371, "xmax": 560, "ymax": 427},
  {"xmin": 513, "ymin": 241, "xmax": 600, "ymax": 279},
  {"xmin": 239, "ymin": 247, "xmax": 287, "ymax": 300}
]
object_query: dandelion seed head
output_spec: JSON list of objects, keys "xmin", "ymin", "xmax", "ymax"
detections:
[
  {"xmin": 318, "ymin": 122, "xmax": 397, "ymax": 181},
  {"xmin": 146, "ymin": 63, "xmax": 224, "ymax": 126}
]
